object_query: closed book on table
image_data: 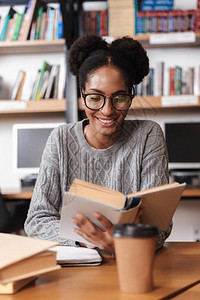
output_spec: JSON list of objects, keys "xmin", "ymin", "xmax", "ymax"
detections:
[{"xmin": 0, "ymin": 233, "xmax": 60, "ymax": 285}]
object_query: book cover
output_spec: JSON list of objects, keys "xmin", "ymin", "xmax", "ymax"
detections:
[
  {"xmin": 59, "ymin": 179, "xmax": 186, "ymax": 246},
  {"xmin": 0, "ymin": 233, "xmax": 60, "ymax": 284}
]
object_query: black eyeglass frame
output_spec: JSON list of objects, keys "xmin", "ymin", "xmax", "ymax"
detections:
[{"xmin": 81, "ymin": 90, "xmax": 135, "ymax": 111}]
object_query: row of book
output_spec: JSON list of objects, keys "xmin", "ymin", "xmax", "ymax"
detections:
[
  {"xmin": 136, "ymin": 63, "xmax": 199, "ymax": 96},
  {"xmin": 11, "ymin": 61, "xmax": 65, "ymax": 101},
  {"xmin": 137, "ymin": 10, "xmax": 199, "ymax": 33},
  {"xmin": 0, "ymin": 0, "xmax": 63, "ymax": 42},
  {"xmin": 79, "ymin": 10, "xmax": 108, "ymax": 36}
]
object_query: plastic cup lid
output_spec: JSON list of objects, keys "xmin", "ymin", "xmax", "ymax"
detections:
[{"xmin": 112, "ymin": 224, "xmax": 159, "ymax": 238}]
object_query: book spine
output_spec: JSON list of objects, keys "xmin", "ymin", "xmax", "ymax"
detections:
[
  {"xmin": 35, "ymin": 7, "xmax": 43, "ymax": 40},
  {"xmin": 57, "ymin": 7, "xmax": 63, "ymax": 39},
  {"xmin": 169, "ymin": 67, "xmax": 175, "ymax": 95},
  {"xmin": 46, "ymin": 8, "xmax": 54, "ymax": 40},
  {"xmin": 0, "ymin": 15, "xmax": 10, "ymax": 41},
  {"xmin": 12, "ymin": 13, "xmax": 23, "ymax": 41}
]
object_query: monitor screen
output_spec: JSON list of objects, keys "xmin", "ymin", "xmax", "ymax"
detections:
[
  {"xmin": 13, "ymin": 123, "xmax": 63, "ymax": 174},
  {"xmin": 165, "ymin": 122, "xmax": 200, "ymax": 168}
]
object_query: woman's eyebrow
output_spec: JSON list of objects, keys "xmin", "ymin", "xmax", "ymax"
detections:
[{"xmin": 88, "ymin": 88, "xmax": 127, "ymax": 94}]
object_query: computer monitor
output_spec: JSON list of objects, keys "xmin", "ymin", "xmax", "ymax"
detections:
[
  {"xmin": 13, "ymin": 123, "xmax": 63, "ymax": 175},
  {"xmin": 164, "ymin": 122, "xmax": 200, "ymax": 169}
]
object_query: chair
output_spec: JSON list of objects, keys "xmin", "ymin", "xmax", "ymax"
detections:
[{"xmin": 0, "ymin": 192, "xmax": 30, "ymax": 233}]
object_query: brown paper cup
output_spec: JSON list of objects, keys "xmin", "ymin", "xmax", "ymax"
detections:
[{"xmin": 113, "ymin": 224, "xmax": 158, "ymax": 294}]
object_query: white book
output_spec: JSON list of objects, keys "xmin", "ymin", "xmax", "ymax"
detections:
[
  {"xmin": 50, "ymin": 246, "xmax": 102, "ymax": 266},
  {"xmin": 20, "ymin": 71, "xmax": 38, "ymax": 101},
  {"xmin": 11, "ymin": 70, "xmax": 25, "ymax": 100}
]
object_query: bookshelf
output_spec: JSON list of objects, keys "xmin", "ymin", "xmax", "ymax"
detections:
[
  {"xmin": 133, "ymin": 33, "xmax": 200, "ymax": 48},
  {"xmin": 0, "ymin": 2, "xmax": 67, "ymax": 188},
  {"xmin": 0, "ymin": 39, "xmax": 65, "ymax": 54},
  {"xmin": 0, "ymin": 99, "xmax": 66, "ymax": 114}
]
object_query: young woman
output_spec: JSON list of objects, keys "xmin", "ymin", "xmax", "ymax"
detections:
[{"xmin": 25, "ymin": 35, "xmax": 172, "ymax": 253}]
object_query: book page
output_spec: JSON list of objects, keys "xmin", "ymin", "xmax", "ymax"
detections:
[
  {"xmin": 70, "ymin": 178, "xmax": 125, "ymax": 208},
  {"xmin": 127, "ymin": 182, "xmax": 179, "ymax": 198}
]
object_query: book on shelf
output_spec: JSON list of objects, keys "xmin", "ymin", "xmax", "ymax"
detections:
[
  {"xmin": 137, "ymin": 9, "xmax": 198, "ymax": 34},
  {"xmin": 45, "ymin": 64, "xmax": 60, "ymax": 99},
  {"xmin": 50, "ymin": 246, "xmax": 102, "ymax": 266},
  {"xmin": 108, "ymin": 0, "xmax": 137, "ymax": 36},
  {"xmin": 0, "ymin": 7, "xmax": 16, "ymax": 41},
  {"xmin": 22, "ymin": 0, "xmax": 46, "ymax": 40},
  {"xmin": 34, "ymin": 61, "xmax": 52, "ymax": 100},
  {"xmin": 20, "ymin": 70, "xmax": 38, "ymax": 101},
  {"xmin": 11, "ymin": 70, "xmax": 26, "ymax": 101},
  {"xmin": 0, "ymin": 233, "xmax": 60, "ymax": 285},
  {"xmin": 59, "ymin": 179, "xmax": 186, "ymax": 246}
]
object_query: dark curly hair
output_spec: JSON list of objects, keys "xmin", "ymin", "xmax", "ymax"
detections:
[{"xmin": 68, "ymin": 35, "xmax": 149, "ymax": 92}]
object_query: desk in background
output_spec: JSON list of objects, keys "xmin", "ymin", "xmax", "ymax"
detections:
[
  {"xmin": 2, "ymin": 188, "xmax": 200, "ymax": 200},
  {"xmin": 0, "ymin": 242, "xmax": 199, "ymax": 300}
]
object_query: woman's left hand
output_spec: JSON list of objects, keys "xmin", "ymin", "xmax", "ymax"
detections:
[{"xmin": 72, "ymin": 212, "xmax": 114, "ymax": 253}]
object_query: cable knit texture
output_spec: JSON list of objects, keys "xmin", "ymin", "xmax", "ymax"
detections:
[{"xmin": 24, "ymin": 119, "xmax": 172, "ymax": 249}]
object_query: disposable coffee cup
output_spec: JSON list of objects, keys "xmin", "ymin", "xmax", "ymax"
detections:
[{"xmin": 112, "ymin": 223, "xmax": 159, "ymax": 294}]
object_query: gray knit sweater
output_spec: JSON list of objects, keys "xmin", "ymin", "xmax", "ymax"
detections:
[{"xmin": 24, "ymin": 119, "xmax": 172, "ymax": 249}]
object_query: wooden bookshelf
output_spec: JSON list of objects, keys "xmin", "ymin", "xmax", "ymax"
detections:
[
  {"xmin": 0, "ymin": 39, "xmax": 65, "ymax": 54},
  {"xmin": 133, "ymin": 33, "xmax": 200, "ymax": 48},
  {"xmin": 130, "ymin": 95, "xmax": 200, "ymax": 109},
  {"xmin": 0, "ymin": 99, "xmax": 66, "ymax": 114}
]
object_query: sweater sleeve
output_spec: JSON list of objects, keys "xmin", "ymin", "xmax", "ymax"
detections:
[
  {"xmin": 24, "ymin": 128, "xmax": 76, "ymax": 246},
  {"xmin": 140, "ymin": 122, "xmax": 172, "ymax": 250}
]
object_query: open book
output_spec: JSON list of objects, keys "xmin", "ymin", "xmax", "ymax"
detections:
[
  {"xmin": 59, "ymin": 179, "xmax": 186, "ymax": 245},
  {"xmin": 0, "ymin": 233, "xmax": 60, "ymax": 285}
]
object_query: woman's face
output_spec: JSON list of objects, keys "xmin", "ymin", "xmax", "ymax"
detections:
[{"xmin": 82, "ymin": 66, "xmax": 130, "ymax": 146}]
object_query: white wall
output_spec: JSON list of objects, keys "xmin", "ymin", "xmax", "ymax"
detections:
[{"xmin": 0, "ymin": 50, "xmax": 66, "ymax": 189}]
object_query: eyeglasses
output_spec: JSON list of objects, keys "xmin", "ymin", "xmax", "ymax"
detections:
[{"xmin": 82, "ymin": 92, "xmax": 135, "ymax": 111}]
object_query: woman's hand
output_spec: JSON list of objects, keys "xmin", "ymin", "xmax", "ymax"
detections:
[
  {"xmin": 72, "ymin": 207, "xmax": 143, "ymax": 253},
  {"xmin": 72, "ymin": 212, "xmax": 114, "ymax": 253}
]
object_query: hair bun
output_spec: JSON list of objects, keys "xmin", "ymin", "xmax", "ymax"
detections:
[
  {"xmin": 109, "ymin": 37, "xmax": 149, "ymax": 84},
  {"xmin": 68, "ymin": 35, "xmax": 108, "ymax": 75}
]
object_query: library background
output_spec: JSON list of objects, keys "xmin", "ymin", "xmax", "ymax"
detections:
[{"xmin": 0, "ymin": 0, "xmax": 200, "ymax": 241}]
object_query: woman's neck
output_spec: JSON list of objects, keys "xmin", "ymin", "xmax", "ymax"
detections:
[{"xmin": 84, "ymin": 124, "xmax": 122, "ymax": 149}]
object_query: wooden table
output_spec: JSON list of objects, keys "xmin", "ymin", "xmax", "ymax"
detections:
[
  {"xmin": 0, "ymin": 242, "xmax": 200, "ymax": 300},
  {"xmin": 173, "ymin": 283, "xmax": 200, "ymax": 299}
]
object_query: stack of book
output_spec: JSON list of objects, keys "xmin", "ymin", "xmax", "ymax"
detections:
[
  {"xmin": 0, "ymin": 233, "xmax": 60, "ymax": 294},
  {"xmin": 0, "ymin": 0, "xmax": 63, "ymax": 42},
  {"xmin": 108, "ymin": 0, "xmax": 137, "ymax": 36},
  {"xmin": 11, "ymin": 60, "xmax": 64, "ymax": 101}
]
